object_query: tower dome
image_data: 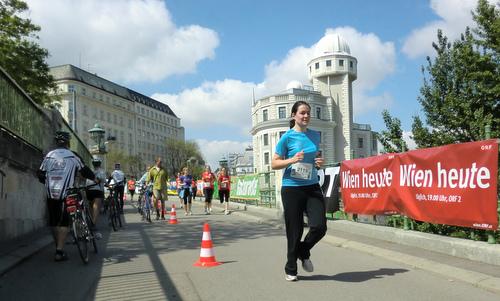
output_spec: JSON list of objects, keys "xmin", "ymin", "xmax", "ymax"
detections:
[
  {"xmin": 286, "ymin": 80, "xmax": 303, "ymax": 90},
  {"xmin": 314, "ymin": 33, "xmax": 351, "ymax": 57}
]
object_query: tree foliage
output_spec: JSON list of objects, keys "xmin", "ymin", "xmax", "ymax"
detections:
[
  {"xmin": 378, "ymin": 109, "xmax": 408, "ymax": 153},
  {"xmin": 412, "ymin": 0, "xmax": 499, "ymax": 148},
  {"xmin": 105, "ymin": 150, "xmax": 144, "ymax": 178},
  {"xmin": 164, "ymin": 138, "xmax": 205, "ymax": 178},
  {"xmin": 0, "ymin": 0, "xmax": 57, "ymax": 105}
]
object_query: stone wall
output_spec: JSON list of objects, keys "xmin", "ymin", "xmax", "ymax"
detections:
[
  {"xmin": 0, "ymin": 128, "xmax": 46, "ymax": 241},
  {"xmin": 0, "ymin": 109, "xmax": 66, "ymax": 242}
]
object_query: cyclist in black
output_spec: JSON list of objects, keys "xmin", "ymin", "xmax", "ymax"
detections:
[{"xmin": 37, "ymin": 131, "xmax": 95, "ymax": 261}]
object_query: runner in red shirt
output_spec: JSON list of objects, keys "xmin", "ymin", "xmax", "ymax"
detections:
[
  {"xmin": 217, "ymin": 167, "xmax": 231, "ymax": 215},
  {"xmin": 201, "ymin": 165, "xmax": 216, "ymax": 214}
]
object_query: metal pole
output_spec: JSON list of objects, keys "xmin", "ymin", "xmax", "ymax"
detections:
[{"xmin": 485, "ymin": 123, "xmax": 496, "ymax": 244}]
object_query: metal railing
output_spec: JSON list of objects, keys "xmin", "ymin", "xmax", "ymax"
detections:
[
  {"xmin": 0, "ymin": 67, "xmax": 49, "ymax": 151},
  {"xmin": 0, "ymin": 67, "xmax": 92, "ymax": 164}
]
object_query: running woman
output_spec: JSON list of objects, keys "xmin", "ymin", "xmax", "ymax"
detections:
[
  {"xmin": 201, "ymin": 165, "xmax": 216, "ymax": 214},
  {"xmin": 179, "ymin": 167, "xmax": 193, "ymax": 215},
  {"xmin": 217, "ymin": 167, "xmax": 231, "ymax": 215},
  {"xmin": 271, "ymin": 100, "xmax": 326, "ymax": 282}
]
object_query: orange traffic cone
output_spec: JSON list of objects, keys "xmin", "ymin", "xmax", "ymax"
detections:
[
  {"xmin": 169, "ymin": 204, "xmax": 178, "ymax": 224},
  {"xmin": 193, "ymin": 223, "xmax": 221, "ymax": 267}
]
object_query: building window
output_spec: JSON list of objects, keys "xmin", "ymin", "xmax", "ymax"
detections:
[
  {"xmin": 263, "ymin": 109, "xmax": 268, "ymax": 122},
  {"xmin": 263, "ymin": 133, "xmax": 269, "ymax": 146},
  {"xmin": 339, "ymin": 59, "xmax": 344, "ymax": 67},
  {"xmin": 278, "ymin": 106, "xmax": 286, "ymax": 119},
  {"xmin": 358, "ymin": 137, "xmax": 364, "ymax": 148},
  {"xmin": 326, "ymin": 60, "xmax": 331, "ymax": 67},
  {"xmin": 81, "ymin": 87, "xmax": 86, "ymax": 95},
  {"xmin": 350, "ymin": 61, "xmax": 354, "ymax": 69},
  {"xmin": 264, "ymin": 152, "xmax": 269, "ymax": 165},
  {"xmin": 309, "ymin": 66, "xmax": 311, "ymax": 73},
  {"xmin": 279, "ymin": 131, "xmax": 286, "ymax": 138},
  {"xmin": 68, "ymin": 85, "xmax": 75, "ymax": 92},
  {"xmin": 316, "ymin": 107, "xmax": 321, "ymax": 119},
  {"xmin": 315, "ymin": 62, "xmax": 319, "ymax": 69}
]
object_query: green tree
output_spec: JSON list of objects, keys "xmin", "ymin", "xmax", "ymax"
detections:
[
  {"xmin": 164, "ymin": 138, "xmax": 205, "ymax": 177},
  {"xmin": 378, "ymin": 109, "xmax": 408, "ymax": 153},
  {"xmin": 412, "ymin": 0, "xmax": 499, "ymax": 147},
  {"xmin": 105, "ymin": 150, "xmax": 143, "ymax": 178},
  {"xmin": 0, "ymin": 0, "xmax": 57, "ymax": 105}
]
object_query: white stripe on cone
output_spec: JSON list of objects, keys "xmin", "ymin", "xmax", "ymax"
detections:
[
  {"xmin": 202, "ymin": 232, "xmax": 211, "ymax": 241},
  {"xmin": 200, "ymin": 247, "xmax": 215, "ymax": 257}
]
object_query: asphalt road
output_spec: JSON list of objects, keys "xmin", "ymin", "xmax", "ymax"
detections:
[{"xmin": 0, "ymin": 199, "xmax": 499, "ymax": 301}]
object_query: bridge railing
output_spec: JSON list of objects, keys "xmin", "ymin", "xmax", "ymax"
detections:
[{"xmin": 0, "ymin": 66, "xmax": 92, "ymax": 164}]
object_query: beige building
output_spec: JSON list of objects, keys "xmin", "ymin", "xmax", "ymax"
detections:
[
  {"xmin": 50, "ymin": 64, "xmax": 184, "ymax": 168},
  {"xmin": 251, "ymin": 34, "xmax": 377, "ymax": 173}
]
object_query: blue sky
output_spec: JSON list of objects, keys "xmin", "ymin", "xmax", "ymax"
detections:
[{"xmin": 25, "ymin": 0, "xmax": 482, "ymax": 168}]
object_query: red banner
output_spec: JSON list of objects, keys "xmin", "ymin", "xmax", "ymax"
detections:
[{"xmin": 341, "ymin": 140, "xmax": 499, "ymax": 229}]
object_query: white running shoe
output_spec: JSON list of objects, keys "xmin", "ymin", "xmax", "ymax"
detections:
[
  {"xmin": 224, "ymin": 210, "xmax": 230, "ymax": 215},
  {"xmin": 302, "ymin": 259, "xmax": 314, "ymax": 272},
  {"xmin": 285, "ymin": 274, "xmax": 298, "ymax": 281}
]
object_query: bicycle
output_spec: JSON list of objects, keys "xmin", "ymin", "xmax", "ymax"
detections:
[
  {"xmin": 104, "ymin": 184, "xmax": 122, "ymax": 231},
  {"xmin": 140, "ymin": 184, "xmax": 153, "ymax": 223},
  {"xmin": 64, "ymin": 185, "xmax": 98, "ymax": 264}
]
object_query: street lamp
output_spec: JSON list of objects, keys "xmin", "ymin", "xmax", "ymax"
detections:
[{"xmin": 88, "ymin": 123, "xmax": 107, "ymax": 155}]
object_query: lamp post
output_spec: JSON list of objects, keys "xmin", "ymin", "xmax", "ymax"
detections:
[{"xmin": 88, "ymin": 124, "xmax": 107, "ymax": 167}]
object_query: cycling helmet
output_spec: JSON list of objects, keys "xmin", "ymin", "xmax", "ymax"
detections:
[
  {"xmin": 54, "ymin": 131, "xmax": 71, "ymax": 142},
  {"xmin": 114, "ymin": 163, "xmax": 121, "ymax": 169}
]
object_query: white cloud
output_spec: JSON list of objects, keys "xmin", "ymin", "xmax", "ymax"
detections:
[
  {"xmin": 152, "ymin": 79, "xmax": 256, "ymax": 131},
  {"xmin": 263, "ymin": 27, "xmax": 396, "ymax": 117},
  {"xmin": 152, "ymin": 27, "xmax": 396, "ymax": 138},
  {"xmin": 402, "ymin": 0, "xmax": 478, "ymax": 58},
  {"xmin": 403, "ymin": 131, "xmax": 417, "ymax": 150},
  {"xmin": 25, "ymin": 0, "xmax": 219, "ymax": 83},
  {"xmin": 195, "ymin": 139, "xmax": 251, "ymax": 170}
]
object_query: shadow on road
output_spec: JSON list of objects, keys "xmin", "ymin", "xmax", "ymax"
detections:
[{"xmin": 299, "ymin": 268, "xmax": 409, "ymax": 282}]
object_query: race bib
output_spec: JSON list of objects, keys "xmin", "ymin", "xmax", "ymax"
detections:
[
  {"xmin": 203, "ymin": 182, "xmax": 211, "ymax": 188},
  {"xmin": 290, "ymin": 163, "xmax": 313, "ymax": 180},
  {"xmin": 221, "ymin": 182, "xmax": 228, "ymax": 189}
]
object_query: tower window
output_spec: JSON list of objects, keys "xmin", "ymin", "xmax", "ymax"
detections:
[
  {"xmin": 326, "ymin": 60, "xmax": 331, "ymax": 67},
  {"xmin": 315, "ymin": 62, "xmax": 319, "ymax": 69},
  {"xmin": 350, "ymin": 61, "xmax": 354, "ymax": 69},
  {"xmin": 316, "ymin": 107, "xmax": 321, "ymax": 119},
  {"xmin": 264, "ymin": 152, "xmax": 270, "ymax": 165},
  {"xmin": 339, "ymin": 60, "xmax": 344, "ymax": 67},
  {"xmin": 263, "ymin": 109, "xmax": 268, "ymax": 121},
  {"xmin": 358, "ymin": 137, "xmax": 364, "ymax": 148},
  {"xmin": 278, "ymin": 106, "xmax": 286, "ymax": 119},
  {"xmin": 263, "ymin": 133, "xmax": 269, "ymax": 146}
]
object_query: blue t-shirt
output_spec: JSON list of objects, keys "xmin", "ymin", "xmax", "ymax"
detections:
[
  {"xmin": 180, "ymin": 175, "xmax": 193, "ymax": 189},
  {"xmin": 275, "ymin": 128, "xmax": 320, "ymax": 187}
]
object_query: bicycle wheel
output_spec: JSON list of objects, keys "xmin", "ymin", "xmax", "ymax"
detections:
[
  {"xmin": 72, "ymin": 213, "xmax": 89, "ymax": 264},
  {"xmin": 116, "ymin": 201, "xmax": 123, "ymax": 227},
  {"xmin": 84, "ymin": 209, "xmax": 98, "ymax": 254},
  {"xmin": 109, "ymin": 199, "xmax": 117, "ymax": 232}
]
